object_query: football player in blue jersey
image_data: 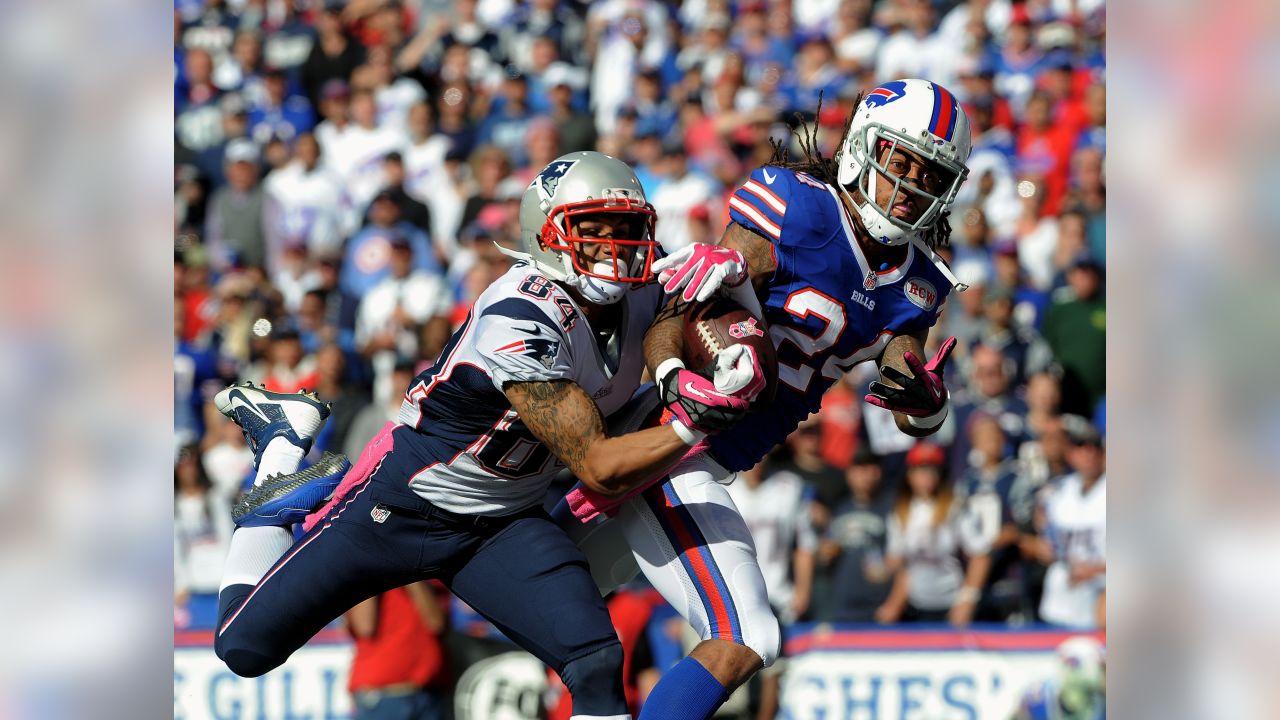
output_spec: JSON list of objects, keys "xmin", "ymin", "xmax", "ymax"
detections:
[
  {"xmin": 561, "ymin": 79, "xmax": 975, "ymax": 720},
  {"xmin": 207, "ymin": 151, "xmax": 765, "ymax": 720},
  {"xmin": 1014, "ymin": 636, "xmax": 1106, "ymax": 720}
]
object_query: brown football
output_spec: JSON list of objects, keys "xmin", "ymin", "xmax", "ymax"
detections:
[{"xmin": 682, "ymin": 297, "xmax": 778, "ymax": 406}]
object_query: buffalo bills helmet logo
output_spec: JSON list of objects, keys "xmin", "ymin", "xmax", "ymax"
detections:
[{"xmin": 864, "ymin": 81, "xmax": 908, "ymax": 108}]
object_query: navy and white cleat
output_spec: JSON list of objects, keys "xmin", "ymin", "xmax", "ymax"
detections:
[
  {"xmin": 232, "ymin": 451, "xmax": 351, "ymax": 527},
  {"xmin": 214, "ymin": 382, "xmax": 331, "ymax": 468}
]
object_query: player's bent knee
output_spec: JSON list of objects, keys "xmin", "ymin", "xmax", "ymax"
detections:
[
  {"xmin": 747, "ymin": 614, "xmax": 782, "ymax": 669},
  {"xmin": 559, "ymin": 642, "xmax": 627, "ymax": 715},
  {"xmin": 215, "ymin": 634, "xmax": 284, "ymax": 678}
]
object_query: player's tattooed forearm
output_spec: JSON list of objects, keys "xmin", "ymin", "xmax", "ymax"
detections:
[
  {"xmin": 726, "ymin": 224, "xmax": 777, "ymax": 276},
  {"xmin": 521, "ymin": 379, "xmax": 572, "ymax": 404},
  {"xmin": 654, "ymin": 293, "xmax": 693, "ymax": 324},
  {"xmin": 507, "ymin": 380, "xmax": 602, "ymax": 472},
  {"xmin": 644, "ymin": 315, "xmax": 684, "ymax": 374},
  {"xmin": 878, "ymin": 333, "xmax": 925, "ymax": 389}
]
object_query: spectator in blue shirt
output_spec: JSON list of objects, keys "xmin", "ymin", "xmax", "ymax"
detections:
[
  {"xmin": 247, "ymin": 67, "xmax": 315, "ymax": 145},
  {"xmin": 822, "ymin": 445, "xmax": 895, "ymax": 623},
  {"xmin": 342, "ymin": 191, "xmax": 439, "ymax": 300},
  {"xmin": 949, "ymin": 344, "xmax": 1030, "ymax": 480},
  {"xmin": 992, "ymin": 239, "xmax": 1050, "ymax": 331},
  {"xmin": 477, "ymin": 71, "xmax": 535, "ymax": 168}
]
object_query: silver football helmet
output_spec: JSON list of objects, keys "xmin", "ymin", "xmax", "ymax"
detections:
[{"xmin": 502, "ymin": 151, "xmax": 657, "ymax": 304}]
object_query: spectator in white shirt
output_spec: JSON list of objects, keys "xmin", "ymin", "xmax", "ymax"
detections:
[
  {"xmin": 263, "ymin": 131, "xmax": 344, "ymax": 260},
  {"xmin": 875, "ymin": 0, "xmax": 946, "ymax": 82},
  {"xmin": 356, "ymin": 232, "xmax": 452, "ymax": 404},
  {"xmin": 649, "ymin": 143, "xmax": 718, "ymax": 254},
  {"xmin": 1024, "ymin": 418, "xmax": 1106, "ymax": 629},
  {"xmin": 364, "ymin": 44, "xmax": 427, "ymax": 133},
  {"xmin": 402, "ymin": 102, "xmax": 455, "ymax": 240},
  {"xmin": 330, "ymin": 89, "xmax": 410, "ymax": 235},
  {"xmin": 174, "ymin": 445, "xmax": 233, "ymax": 608},
  {"xmin": 589, "ymin": 7, "xmax": 649, "ymax": 135},
  {"xmin": 314, "ymin": 79, "xmax": 352, "ymax": 175},
  {"xmin": 726, "ymin": 459, "xmax": 817, "ymax": 625},
  {"xmin": 200, "ymin": 414, "xmax": 254, "ymax": 507},
  {"xmin": 877, "ymin": 442, "xmax": 993, "ymax": 627}
]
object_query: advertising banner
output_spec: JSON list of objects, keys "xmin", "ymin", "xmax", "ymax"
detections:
[
  {"xmin": 779, "ymin": 627, "xmax": 1105, "ymax": 720},
  {"xmin": 174, "ymin": 630, "xmax": 353, "ymax": 720}
]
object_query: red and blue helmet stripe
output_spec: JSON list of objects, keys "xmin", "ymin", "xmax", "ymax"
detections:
[{"xmin": 927, "ymin": 83, "xmax": 960, "ymax": 142}]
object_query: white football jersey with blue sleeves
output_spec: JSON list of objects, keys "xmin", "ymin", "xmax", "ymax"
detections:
[{"xmin": 395, "ymin": 263, "xmax": 663, "ymax": 515}]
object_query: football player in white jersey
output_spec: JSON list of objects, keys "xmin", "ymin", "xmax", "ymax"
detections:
[
  {"xmin": 209, "ymin": 151, "xmax": 764, "ymax": 720},
  {"xmin": 1029, "ymin": 418, "xmax": 1106, "ymax": 629}
]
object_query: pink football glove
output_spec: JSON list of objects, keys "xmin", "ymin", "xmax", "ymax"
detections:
[
  {"xmin": 864, "ymin": 336, "xmax": 956, "ymax": 417},
  {"xmin": 658, "ymin": 364, "xmax": 752, "ymax": 435},
  {"xmin": 652, "ymin": 243, "xmax": 749, "ymax": 303}
]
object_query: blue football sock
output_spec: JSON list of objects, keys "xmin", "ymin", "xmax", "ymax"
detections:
[{"xmin": 638, "ymin": 656, "xmax": 730, "ymax": 720}]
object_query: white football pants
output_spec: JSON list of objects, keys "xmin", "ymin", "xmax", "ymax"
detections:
[{"xmin": 566, "ymin": 453, "xmax": 781, "ymax": 667}]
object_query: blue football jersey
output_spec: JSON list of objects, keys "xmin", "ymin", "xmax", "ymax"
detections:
[{"xmin": 710, "ymin": 166, "xmax": 953, "ymax": 472}]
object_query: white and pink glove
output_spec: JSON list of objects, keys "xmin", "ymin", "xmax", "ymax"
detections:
[
  {"xmin": 656, "ymin": 344, "xmax": 765, "ymax": 443},
  {"xmin": 653, "ymin": 243, "xmax": 749, "ymax": 303}
]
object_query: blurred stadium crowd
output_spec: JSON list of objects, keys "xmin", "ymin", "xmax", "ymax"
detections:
[{"xmin": 174, "ymin": 0, "xmax": 1105, "ymax": 712}]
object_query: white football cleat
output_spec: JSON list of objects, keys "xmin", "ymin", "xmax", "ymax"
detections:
[{"xmin": 214, "ymin": 382, "xmax": 331, "ymax": 468}]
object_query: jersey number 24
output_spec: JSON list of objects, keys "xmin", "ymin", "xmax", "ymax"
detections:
[{"xmin": 769, "ymin": 288, "xmax": 891, "ymax": 392}]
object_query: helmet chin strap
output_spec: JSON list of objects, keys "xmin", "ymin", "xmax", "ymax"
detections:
[
  {"xmin": 843, "ymin": 177, "xmax": 969, "ymax": 292},
  {"xmin": 569, "ymin": 258, "xmax": 629, "ymax": 304},
  {"xmin": 908, "ymin": 234, "xmax": 969, "ymax": 292}
]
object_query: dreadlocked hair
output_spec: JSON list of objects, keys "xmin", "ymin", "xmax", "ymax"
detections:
[
  {"xmin": 766, "ymin": 91, "xmax": 853, "ymax": 187},
  {"xmin": 765, "ymin": 91, "xmax": 954, "ymax": 250}
]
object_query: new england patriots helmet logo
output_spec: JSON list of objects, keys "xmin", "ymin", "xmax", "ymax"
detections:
[
  {"xmin": 864, "ymin": 81, "xmax": 907, "ymax": 108},
  {"xmin": 535, "ymin": 159, "xmax": 577, "ymax": 201}
]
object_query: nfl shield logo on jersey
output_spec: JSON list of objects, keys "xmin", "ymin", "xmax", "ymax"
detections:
[
  {"xmin": 863, "ymin": 271, "xmax": 878, "ymax": 291},
  {"xmin": 370, "ymin": 503, "xmax": 390, "ymax": 524}
]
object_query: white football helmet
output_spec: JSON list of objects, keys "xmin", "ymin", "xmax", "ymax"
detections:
[
  {"xmin": 502, "ymin": 151, "xmax": 657, "ymax": 305},
  {"xmin": 1055, "ymin": 636, "xmax": 1106, "ymax": 716},
  {"xmin": 834, "ymin": 78, "xmax": 972, "ymax": 248}
]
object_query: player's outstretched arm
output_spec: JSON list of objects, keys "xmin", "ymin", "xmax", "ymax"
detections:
[
  {"xmin": 505, "ymin": 379, "xmax": 693, "ymax": 498},
  {"xmin": 867, "ymin": 331, "xmax": 955, "ymax": 438}
]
